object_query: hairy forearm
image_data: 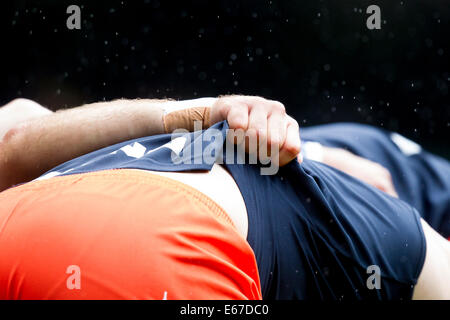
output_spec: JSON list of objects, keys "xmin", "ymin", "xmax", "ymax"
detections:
[
  {"xmin": 0, "ymin": 97, "xmax": 222, "ymax": 191},
  {"xmin": 0, "ymin": 94, "xmax": 302, "ymax": 190},
  {"xmin": 0, "ymin": 99, "xmax": 169, "ymax": 191}
]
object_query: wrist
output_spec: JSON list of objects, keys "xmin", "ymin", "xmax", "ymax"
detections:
[
  {"xmin": 161, "ymin": 98, "xmax": 217, "ymax": 115},
  {"xmin": 162, "ymin": 98, "xmax": 217, "ymax": 133}
]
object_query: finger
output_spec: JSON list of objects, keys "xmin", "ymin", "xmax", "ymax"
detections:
[
  {"xmin": 226, "ymin": 102, "xmax": 249, "ymax": 131},
  {"xmin": 210, "ymin": 97, "xmax": 233, "ymax": 124},
  {"xmin": 248, "ymin": 104, "xmax": 269, "ymax": 148},
  {"xmin": 278, "ymin": 119, "xmax": 301, "ymax": 166},
  {"xmin": 267, "ymin": 110, "xmax": 287, "ymax": 155},
  {"xmin": 226, "ymin": 102, "xmax": 249, "ymax": 146}
]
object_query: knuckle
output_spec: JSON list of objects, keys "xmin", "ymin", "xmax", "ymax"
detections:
[
  {"xmin": 229, "ymin": 116, "xmax": 246, "ymax": 130},
  {"xmin": 253, "ymin": 96, "xmax": 267, "ymax": 103},
  {"xmin": 246, "ymin": 96, "xmax": 266, "ymax": 107},
  {"xmin": 217, "ymin": 101, "xmax": 233, "ymax": 117},
  {"xmin": 272, "ymin": 101, "xmax": 286, "ymax": 113},
  {"xmin": 257, "ymin": 97, "xmax": 272, "ymax": 109},
  {"xmin": 7, "ymin": 98, "xmax": 33, "ymax": 109},
  {"xmin": 290, "ymin": 118, "xmax": 300, "ymax": 129}
]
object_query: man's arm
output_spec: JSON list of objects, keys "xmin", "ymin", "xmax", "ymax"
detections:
[
  {"xmin": 0, "ymin": 99, "xmax": 167, "ymax": 191},
  {"xmin": 0, "ymin": 98, "xmax": 53, "ymax": 140},
  {"xmin": 0, "ymin": 96, "xmax": 301, "ymax": 192}
]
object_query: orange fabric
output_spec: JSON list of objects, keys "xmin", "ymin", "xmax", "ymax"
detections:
[{"xmin": 0, "ymin": 169, "xmax": 262, "ymax": 300}]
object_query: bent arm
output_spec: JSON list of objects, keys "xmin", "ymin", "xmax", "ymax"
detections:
[
  {"xmin": 0, "ymin": 95, "xmax": 301, "ymax": 191},
  {"xmin": 0, "ymin": 98, "xmax": 218, "ymax": 191}
]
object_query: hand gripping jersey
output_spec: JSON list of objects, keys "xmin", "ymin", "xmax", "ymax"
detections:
[{"xmin": 1, "ymin": 121, "xmax": 427, "ymax": 300}]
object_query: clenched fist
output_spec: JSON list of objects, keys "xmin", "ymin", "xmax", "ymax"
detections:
[{"xmin": 210, "ymin": 95, "xmax": 302, "ymax": 167}]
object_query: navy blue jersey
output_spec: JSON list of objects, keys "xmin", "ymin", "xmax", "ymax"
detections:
[
  {"xmin": 301, "ymin": 123, "xmax": 450, "ymax": 238},
  {"xmin": 36, "ymin": 121, "xmax": 427, "ymax": 300}
]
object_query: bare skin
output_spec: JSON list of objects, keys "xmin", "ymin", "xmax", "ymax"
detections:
[
  {"xmin": 0, "ymin": 97, "xmax": 449, "ymax": 299},
  {"xmin": 148, "ymin": 164, "xmax": 249, "ymax": 239},
  {"xmin": 0, "ymin": 95, "xmax": 299, "ymax": 239},
  {"xmin": 320, "ymin": 147, "xmax": 399, "ymax": 198},
  {"xmin": 0, "ymin": 98, "xmax": 167, "ymax": 191},
  {"xmin": 0, "ymin": 96, "xmax": 301, "ymax": 192},
  {"xmin": 413, "ymin": 219, "xmax": 450, "ymax": 299},
  {"xmin": 0, "ymin": 98, "xmax": 53, "ymax": 140}
]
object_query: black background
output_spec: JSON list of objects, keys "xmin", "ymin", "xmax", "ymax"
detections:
[{"xmin": 1, "ymin": 0, "xmax": 449, "ymax": 156}]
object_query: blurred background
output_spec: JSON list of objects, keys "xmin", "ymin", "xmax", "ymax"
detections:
[{"xmin": 1, "ymin": 0, "xmax": 449, "ymax": 157}]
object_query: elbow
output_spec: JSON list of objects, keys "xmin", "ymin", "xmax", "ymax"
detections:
[
  {"xmin": 0, "ymin": 125, "xmax": 25, "ymax": 192},
  {"xmin": 0, "ymin": 142, "xmax": 12, "ymax": 192},
  {"xmin": 2, "ymin": 123, "xmax": 22, "ymax": 145}
]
